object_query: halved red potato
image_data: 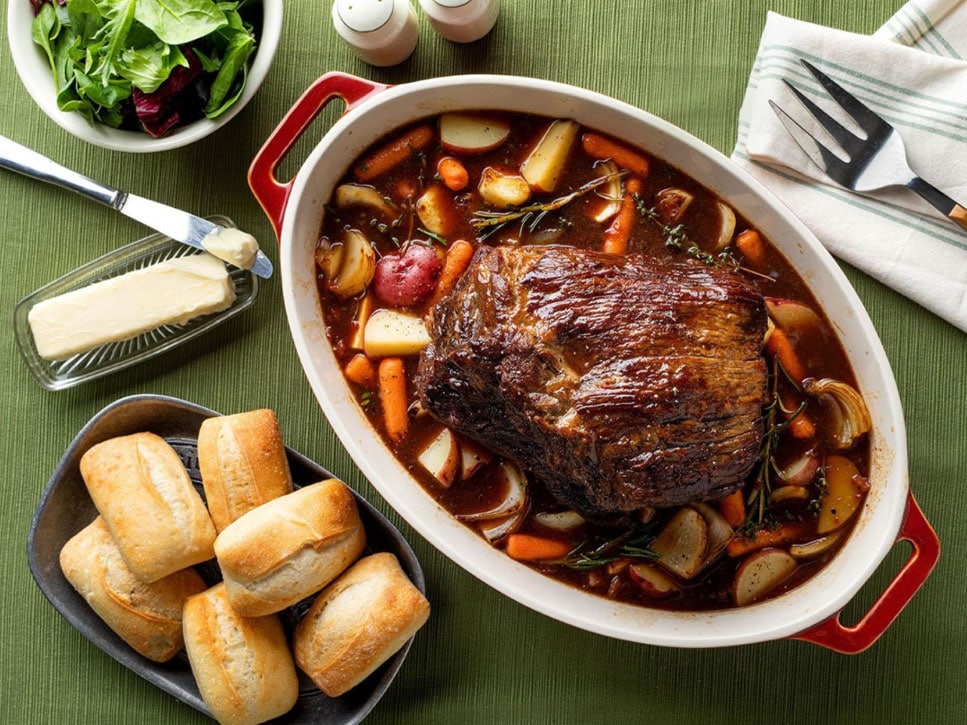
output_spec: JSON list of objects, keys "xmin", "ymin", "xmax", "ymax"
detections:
[
  {"xmin": 629, "ymin": 563, "xmax": 680, "ymax": 599},
  {"xmin": 440, "ymin": 113, "xmax": 511, "ymax": 154},
  {"xmin": 651, "ymin": 507, "xmax": 709, "ymax": 580},
  {"xmin": 417, "ymin": 427, "xmax": 461, "ymax": 487},
  {"xmin": 733, "ymin": 548, "xmax": 798, "ymax": 606}
]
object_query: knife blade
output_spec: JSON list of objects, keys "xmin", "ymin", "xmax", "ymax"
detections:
[{"xmin": 0, "ymin": 134, "xmax": 273, "ymax": 279}]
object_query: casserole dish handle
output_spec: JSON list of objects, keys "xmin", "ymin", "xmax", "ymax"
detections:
[
  {"xmin": 248, "ymin": 72, "xmax": 389, "ymax": 240},
  {"xmin": 792, "ymin": 491, "xmax": 939, "ymax": 654}
]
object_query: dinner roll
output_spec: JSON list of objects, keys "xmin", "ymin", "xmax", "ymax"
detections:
[
  {"xmin": 183, "ymin": 583, "xmax": 298, "ymax": 725},
  {"xmin": 198, "ymin": 409, "xmax": 293, "ymax": 533},
  {"xmin": 293, "ymin": 552, "xmax": 430, "ymax": 697},
  {"xmin": 59, "ymin": 516, "xmax": 207, "ymax": 662},
  {"xmin": 80, "ymin": 432, "xmax": 217, "ymax": 582},
  {"xmin": 214, "ymin": 478, "xmax": 366, "ymax": 616}
]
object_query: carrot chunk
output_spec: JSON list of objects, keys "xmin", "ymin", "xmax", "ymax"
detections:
[
  {"xmin": 718, "ymin": 489, "xmax": 747, "ymax": 528},
  {"xmin": 601, "ymin": 177, "xmax": 642, "ymax": 255},
  {"xmin": 344, "ymin": 353, "xmax": 377, "ymax": 387},
  {"xmin": 726, "ymin": 522, "xmax": 812, "ymax": 557},
  {"xmin": 765, "ymin": 327, "xmax": 808, "ymax": 383},
  {"xmin": 506, "ymin": 533, "xmax": 572, "ymax": 562},
  {"xmin": 437, "ymin": 156, "xmax": 470, "ymax": 191},
  {"xmin": 428, "ymin": 239, "xmax": 476, "ymax": 306},
  {"xmin": 378, "ymin": 357, "xmax": 410, "ymax": 442},
  {"xmin": 735, "ymin": 229, "xmax": 767, "ymax": 267},
  {"xmin": 581, "ymin": 133, "xmax": 650, "ymax": 178},
  {"xmin": 354, "ymin": 125, "xmax": 435, "ymax": 182}
]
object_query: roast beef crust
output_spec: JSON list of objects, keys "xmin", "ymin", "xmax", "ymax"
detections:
[{"xmin": 415, "ymin": 245, "xmax": 769, "ymax": 514}]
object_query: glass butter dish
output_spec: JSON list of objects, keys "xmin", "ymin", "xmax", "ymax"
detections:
[{"xmin": 13, "ymin": 216, "xmax": 259, "ymax": 391}]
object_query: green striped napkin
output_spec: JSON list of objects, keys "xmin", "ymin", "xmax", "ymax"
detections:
[{"xmin": 733, "ymin": 1, "xmax": 967, "ymax": 332}]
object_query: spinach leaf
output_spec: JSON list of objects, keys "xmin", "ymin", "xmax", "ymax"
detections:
[
  {"xmin": 30, "ymin": 3, "xmax": 61, "ymax": 73},
  {"xmin": 117, "ymin": 42, "xmax": 188, "ymax": 92},
  {"xmin": 204, "ymin": 26, "xmax": 254, "ymax": 117},
  {"xmin": 133, "ymin": 0, "xmax": 228, "ymax": 45}
]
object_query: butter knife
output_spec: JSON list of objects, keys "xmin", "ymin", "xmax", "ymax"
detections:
[{"xmin": 0, "ymin": 135, "xmax": 273, "ymax": 279}]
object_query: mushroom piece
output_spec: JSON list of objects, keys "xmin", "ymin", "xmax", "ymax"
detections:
[{"xmin": 803, "ymin": 378, "xmax": 872, "ymax": 450}]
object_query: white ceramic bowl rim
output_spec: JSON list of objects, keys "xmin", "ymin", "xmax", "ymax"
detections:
[
  {"xmin": 6, "ymin": 0, "xmax": 282, "ymax": 153},
  {"xmin": 277, "ymin": 74, "xmax": 909, "ymax": 647}
]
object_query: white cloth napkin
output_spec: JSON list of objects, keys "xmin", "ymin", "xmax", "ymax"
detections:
[{"xmin": 732, "ymin": 1, "xmax": 967, "ymax": 332}]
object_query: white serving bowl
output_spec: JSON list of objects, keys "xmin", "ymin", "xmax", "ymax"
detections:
[
  {"xmin": 249, "ymin": 73, "xmax": 939, "ymax": 651},
  {"xmin": 7, "ymin": 0, "xmax": 282, "ymax": 153}
]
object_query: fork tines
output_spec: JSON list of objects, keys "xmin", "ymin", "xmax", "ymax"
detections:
[{"xmin": 769, "ymin": 60, "xmax": 892, "ymax": 184}]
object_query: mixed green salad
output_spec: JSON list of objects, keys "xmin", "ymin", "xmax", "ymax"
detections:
[{"xmin": 29, "ymin": 0, "xmax": 261, "ymax": 137}]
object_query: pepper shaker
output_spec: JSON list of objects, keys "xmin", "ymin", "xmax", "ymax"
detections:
[
  {"xmin": 332, "ymin": 0, "xmax": 419, "ymax": 67},
  {"xmin": 419, "ymin": 0, "xmax": 499, "ymax": 43}
]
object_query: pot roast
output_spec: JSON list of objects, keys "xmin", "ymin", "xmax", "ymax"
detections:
[{"xmin": 415, "ymin": 245, "xmax": 769, "ymax": 514}]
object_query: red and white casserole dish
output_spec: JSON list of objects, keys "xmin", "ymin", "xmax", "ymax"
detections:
[{"xmin": 249, "ymin": 72, "xmax": 939, "ymax": 652}]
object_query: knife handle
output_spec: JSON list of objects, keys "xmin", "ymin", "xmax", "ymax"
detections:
[{"xmin": 0, "ymin": 134, "xmax": 120, "ymax": 208}]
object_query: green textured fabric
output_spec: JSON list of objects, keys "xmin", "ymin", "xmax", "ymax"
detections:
[{"xmin": 1, "ymin": 1, "xmax": 965, "ymax": 723}]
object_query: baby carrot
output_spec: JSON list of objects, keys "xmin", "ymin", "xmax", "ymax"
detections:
[
  {"xmin": 735, "ymin": 229, "xmax": 767, "ymax": 267},
  {"xmin": 765, "ymin": 327, "xmax": 808, "ymax": 383},
  {"xmin": 354, "ymin": 125, "xmax": 435, "ymax": 182},
  {"xmin": 378, "ymin": 357, "xmax": 410, "ymax": 442},
  {"xmin": 428, "ymin": 239, "xmax": 476, "ymax": 306},
  {"xmin": 718, "ymin": 489, "xmax": 747, "ymax": 528},
  {"xmin": 437, "ymin": 156, "xmax": 470, "ymax": 191},
  {"xmin": 581, "ymin": 133, "xmax": 650, "ymax": 178},
  {"xmin": 787, "ymin": 410, "xmax": 816, "ymax": 439},
  {"xmin": 506, "ymin": 533, "xmax": 572, "ymax": 562},
  {"xmin": 344, "ymin": 353, "xmax": 377, "ymax": 387},
  {"xmin": 601, "ymin": 177, "xmax": 642, "ymax": 255},
  {"xmin": 726, "ymin": 522, "xmax": 812, "ymax": 557}
]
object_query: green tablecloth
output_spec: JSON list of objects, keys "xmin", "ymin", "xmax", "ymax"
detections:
[{"xmin": 2, "ymin": 1, "xmax": 965, "ymax": 723}]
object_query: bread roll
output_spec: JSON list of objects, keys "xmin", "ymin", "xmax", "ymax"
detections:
[
  {"xmin": 293, "ymin": 552, "xmax": 430, "ymax": 697},
  {"xmin": 183, "ymin": 583, "xmax": 298, "ymax": 725},
  {"xmin": 214, "ymin": 478, "xmax": 366, "ymax": 616},
  {"xmin": 59, "ymin": 516, "xmax": 207, "ymax": 662},
  {"xmin": 80, "ymin": 432, "xmax": 216, "ymax": 582},
  {"xmin": 198, "ymin": 409, "xmax": 293, "ymax": 533}
]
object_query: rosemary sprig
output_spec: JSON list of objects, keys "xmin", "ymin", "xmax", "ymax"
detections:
[
  {"xmin": 563, "ymin": 524, "xmax": 659, "ymax": 570},
  {"xmin": 471, "ymin": 171, "xmax": 626, "ymax": 239},
  {"xmin": 417, "ymin": 227, "xmax": 448, "ymax": 246}
]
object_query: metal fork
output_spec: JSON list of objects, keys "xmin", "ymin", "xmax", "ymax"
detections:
[{"xmin": 769, "ymin": 59, "xmax": 967, "ymax": 231}]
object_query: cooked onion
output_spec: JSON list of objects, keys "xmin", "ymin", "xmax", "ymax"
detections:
[
  {"xmin": 456, "ymin": 462, "xmax": 527, "ymax": 522},
  {"xmin": 803, "ymin": 378, "xmax": 872, "ymax": 449}
]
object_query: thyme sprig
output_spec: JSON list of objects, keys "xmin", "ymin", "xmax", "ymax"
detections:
[
  {"xmin": 471, "ymin": 171, "xmax": 626, "ymax": 240},
  {"xmin": 564, "ymin": 523, "xmax": 660, "ymax": 570},
  {"xmin": 740, "ymin": 358, "xmax": 811, "ymax": 534}
]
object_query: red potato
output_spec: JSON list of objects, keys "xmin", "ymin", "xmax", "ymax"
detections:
[
  {"xmin": 628, "ymin": 563, "xmax": 680, "ymax": 599},
  {"xmin": 733, "ymin": 548, "xmax": 798, "ymax": 606},
  {"xmin": 373, "ymin": 244, "xmax": 444, "ymax": 308}
]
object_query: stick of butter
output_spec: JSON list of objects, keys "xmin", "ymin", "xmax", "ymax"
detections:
[
  {"xmin": 201, "ymin": 227, "xmax": 260, "ymax": 270},
  {"xmin": 28, "ymin": 253, "xmax": 236, "ymax": 361}
]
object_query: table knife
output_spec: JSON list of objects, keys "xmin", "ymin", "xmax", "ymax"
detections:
[{"xmin": 0, "ymin": 135, "xmax": 273, "ymax": 279}]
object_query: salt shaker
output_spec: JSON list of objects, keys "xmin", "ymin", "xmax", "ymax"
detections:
[
  {"xmin": 332, "ymin": 0, "xmax": 419, "ymax": 67},
  {"xmin": 419, "ymin": 0, "xmax": 499, "ymax": 43}
]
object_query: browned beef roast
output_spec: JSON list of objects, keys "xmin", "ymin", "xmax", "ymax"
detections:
[{"xmin": 415, "ymin": 245, "xmax": 769, "ymax": 514}]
